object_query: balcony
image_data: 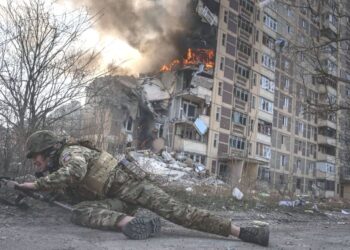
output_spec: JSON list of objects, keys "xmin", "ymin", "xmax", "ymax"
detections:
[
  {"xmin": 317, "ymin": 152, "xmax": 336, "ymax": 163},
  {"xmin": 179, "ymin": 85, "xmax": 212, "ymax": 103},
  {"xmin": 238, "ymin": 28, "xmax": 253, "ymax": 43},
  {"xmin": 315, "ymin": 169, "xmax": 336, "ymax": 179},
  {"xmin": 257, "ymin": 111, "xmax": 273, "ymax": 123},
  {"xmin": 315, "ymin": 161, "xmax": 336, "ymax": 179},
  {"xmin": 173, "ymin": 136, "xmax": 207, "ymax": 155},
  {"xmin": 229, "ymin": 147, "xmax": 248, "ymax": 160},
  {"xmin": 317, "ymin": 119, "xmax": 336, "ymax": 130},
  {"xmin": 318, "ymin": 135, "xmax": 337, "ymax": 146},
  {"xmin": 318, "ymin": 84, "xmax": 337, "ymax": 96},
  {"xmin": 237, "ymin": 51, "xmax": 252, "ymax": 66},
  {"xmin": 257, "ymin": 133, "xmax": 271, "ymax": 144},
  {"xmin": 259, "ymin": 88, "xmax": 274, "ymax": 102}
]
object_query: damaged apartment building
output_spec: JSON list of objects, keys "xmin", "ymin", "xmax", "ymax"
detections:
[{"xmin": 83, "ymin": 0, "xmax": 350, "ymax": 199}]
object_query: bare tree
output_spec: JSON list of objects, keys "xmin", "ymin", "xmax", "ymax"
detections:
[{"xmin": 0, "ymin": 0, "xmax": 104, "ymax": 172}]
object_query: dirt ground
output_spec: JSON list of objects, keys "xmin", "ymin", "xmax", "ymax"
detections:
[{"xmin": 1, "ymin": 198, "xmax": 350, "ymax": 250}]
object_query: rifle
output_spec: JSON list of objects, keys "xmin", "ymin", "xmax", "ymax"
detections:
[{"xmin": 0, "ymin": 177, "xmax": 73, "ymax": 211}]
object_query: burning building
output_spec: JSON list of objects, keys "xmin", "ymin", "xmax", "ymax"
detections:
[{"xmin": 81, "ymin": 0, "xmax": 349, "ymax": 198}]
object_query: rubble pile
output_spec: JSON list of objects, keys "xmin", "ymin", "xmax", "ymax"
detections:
[{"xmin": 128, "ymin": 151, "xmax": 227, "ymax": 189}]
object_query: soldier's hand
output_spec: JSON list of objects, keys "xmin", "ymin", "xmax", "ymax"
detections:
[
  {"xmin": 3, "ymin": 180, "xmax": 19, "ymax": 189},
  {"xmin": 16, "ymin": 182, "xmax": 37, "ymax": 190}
]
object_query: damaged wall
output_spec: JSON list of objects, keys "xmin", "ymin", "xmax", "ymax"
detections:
[{"xmin": 82, "ymin": 76, "xmax": 141, "ymax": 152}]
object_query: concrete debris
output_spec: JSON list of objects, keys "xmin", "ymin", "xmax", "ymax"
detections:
[
  {"xmin": 194, "ymin": 163, "xmax": 206, "ymax": 173},
  {"xmin": 175, "ymin": 152, "xmax": 187, "ymax": 161},
  {"xmin": 193, "ymin": 64, "xmax": 205, "ymax": 76},
  {"xmin": 341, "ymin": 209, "xmax": 350, "ymax": 215},
  {"xmin": 128, "ymin": 150, "xmax": 227, "ymax": 188},
  {"xmin": 279, "ymin": 198, "xmax": 306, "ymax": 207},
  {"xmin": 312, "ymin": 204, "xmax": 319, "ymax": 212},
  {"xmin": 232, "ymin": 187, "xmax": 244, "ymax": 200},
  {"xmin": 161, "ymin": 150, "xmax": 175, "ymax": 163},
  {"xmin": 185, "ymin": 187, "xmax": 193, "ymax": 192}
]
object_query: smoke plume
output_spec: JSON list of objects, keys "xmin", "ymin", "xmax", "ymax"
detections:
[{"xmin": 73, "ymin": 0, "xmax": 195, "ymax": 74}]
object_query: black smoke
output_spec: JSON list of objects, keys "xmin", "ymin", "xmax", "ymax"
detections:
[{"xmin": 72, "ymin": 0, "xmax": 218, "ymax": 73}]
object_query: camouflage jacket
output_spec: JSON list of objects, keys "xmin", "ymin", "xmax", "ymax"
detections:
[{"xmin": 34, "ymin": 145, "xmax": 121, "ymax": 199}]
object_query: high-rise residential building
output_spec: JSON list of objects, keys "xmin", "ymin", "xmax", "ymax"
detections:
[
  {"xmin": 205, "ymin": 0, "xmax": 349, "ymax": 198},
  {"xmin": 83, "ymin": 0, "xmax": 349, "ymax": 199}
]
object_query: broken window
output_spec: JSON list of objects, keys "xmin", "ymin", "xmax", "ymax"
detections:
[
  {"xmin": 124, "ymin": 116, "xmax": 133, "ymax": 132},
  {"xmin": 230, "ymin": 136, "xmax": 246, "ymax": 150},
  {"xmin": 258, "ymin": 119, "xmax": 272, "ymax": 136},
  {"xmin": 263, "ymin": 13, "xmax": 277, "ymax": 31},
  {"xmin": 237, "ymin": 39, "xmax": 252, "ymax": 56},
  {"xmin": 234, "ymin": 86, "xmax": 249, "ymax": 102},
  {"xmin": 259, "ymin": 97, "xmax": 273, "ymax": 113},
  {"xmin": 280, "ymin": 155, "xmax": 288, "ymax": 167},
  {"xmin": 232, "ymin": 111, "xmax": 247, "ymax": 126},
  {"xmin": 261, "ymin": 54, "xmax": 276, "ymax": 71},
  {"xmin": 256, "ymin": 142, "xmax": 271, "ymax": 159},
  {"xmin": 260, "ymin": 75, "xmax": 275, "ymax": 92},
  {"xmin": 182, "ymin": 101, "xmax": 197, "ymax": 119},
  {"xmin": 326, "ymin": 180, "xmax": 335, "ymax": 191},
  {"xmin": 282, "ymin": 115, "xmax": 289, "ymax": 127},
  {"xmin": 238, "ymin": 16, "xmax": 253, "ymax": 34},
  {"xmin": 219, "ymin": 163, "xmax": 229, "ymax": 178},
  {"xmin": 239, "ymin": 0, "xmax": 254, "ymax": 12},
  {"xmin": 235, "ymin": 63, "xmax": 250, "ymax": 79},
  {"xmin": 262, "ymin": 32, "xmax": 275, "ymax": 50}
]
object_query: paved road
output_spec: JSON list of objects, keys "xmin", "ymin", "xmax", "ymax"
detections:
[{"xmin": 1, "ymin": 204, "xmax": 350, "ymax": 250}]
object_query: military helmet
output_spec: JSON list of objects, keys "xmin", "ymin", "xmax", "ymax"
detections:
[{"xmin": 26, "ymin": 130, "xmax": 59, "ymax": 158}]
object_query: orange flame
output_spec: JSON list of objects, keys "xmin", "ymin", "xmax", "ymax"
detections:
[{"xmin": 160, "ymin": 48, "xmax": 215, "ymax": 72}]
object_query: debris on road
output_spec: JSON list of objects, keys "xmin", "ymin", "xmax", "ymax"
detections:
[
  {"xmin": 341, "ymin": 209, "xmax": 350, "ymax": 215},
  {"xmin": 278, "ymin": 198, "xmax": 306, "ymax": 207},
  {"xmin": 232, "ymin": 188, "xmax": 244, "ymax": 200},
  {"xmin": 127, "ymin": 150, "xmax": 228, "ymax": 190}
]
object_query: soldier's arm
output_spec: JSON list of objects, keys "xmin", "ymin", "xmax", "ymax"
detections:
[{"xmin": 34, "ymin": 147, "xmax": 88, "ymax": 191}]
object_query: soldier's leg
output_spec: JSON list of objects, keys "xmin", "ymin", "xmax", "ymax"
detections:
[
  {"xmin": 71, "ymin": 198, "xmax": 137, "ymax": 230},
  {"xmin": 117, "ymin": 179, "xmax": 232, "ymax": 237}
]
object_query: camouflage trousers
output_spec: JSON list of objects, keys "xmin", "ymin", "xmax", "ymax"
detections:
[{"xmin": 71, "ymin": 168, "xmax": 232, "ymax": 237}]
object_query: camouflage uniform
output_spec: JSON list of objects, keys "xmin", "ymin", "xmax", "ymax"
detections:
[{"xmin": 34, "ymin": 145, "xmax": 232, "ymax": 237}]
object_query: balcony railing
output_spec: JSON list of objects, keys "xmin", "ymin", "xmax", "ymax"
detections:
[{"xmin": 317, "ymin": 135, "xmax": 337, "ymax": 146}]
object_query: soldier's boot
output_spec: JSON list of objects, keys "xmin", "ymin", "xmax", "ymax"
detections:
[
  {"xmin": 238, "ymin": 226, "xmax": 269, "ymax": 246},
  {"xmin": 122, "ymin": 217, "xmax": 161, "ymax": 240}
]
